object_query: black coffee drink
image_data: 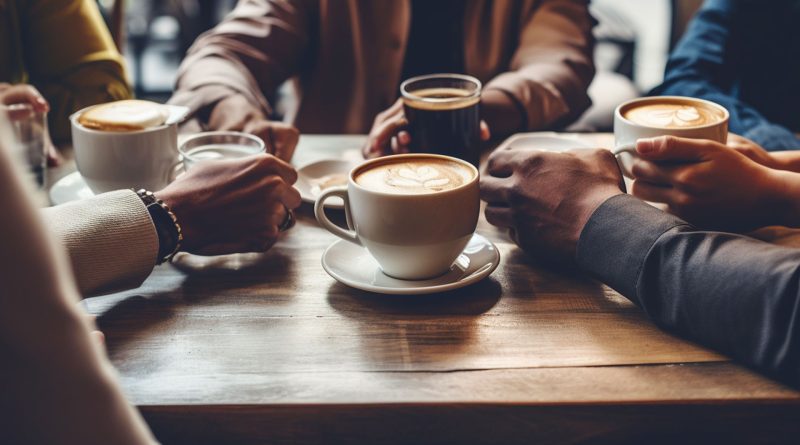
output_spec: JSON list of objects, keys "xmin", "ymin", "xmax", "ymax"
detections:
[{"xmin": 401, "ymin": 75, "xmax": 481, "ymax": 166}]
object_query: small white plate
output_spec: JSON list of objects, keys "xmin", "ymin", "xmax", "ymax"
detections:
[
  {"xmin": 321, "ymin": 233, "xmax": 500, "ymax": 295},
  {"xmin": 495, "ymin": 132, "xmax": 593, "ymax": 152},
  {"xmin": 296, "ymin": 159, "xmax": 358, "ymax": 209},
  {"xmin": 49, "ymin": 171, "xmax": 94, "ymax": 205}
]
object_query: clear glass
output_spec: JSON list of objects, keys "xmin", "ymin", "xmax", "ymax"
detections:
[
  {"xmin": 399, "ymin": 73, "xmax": 482, "ymax": 166},
  {"xmin": 6, "ymin": 104, "xmax": 51, "ymax": 188},
  {"xmin": 179, "ymin": 131, "xmax": 266, "ymax": 171}
]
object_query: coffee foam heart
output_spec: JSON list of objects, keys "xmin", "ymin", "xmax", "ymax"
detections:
[{"xmin": 356, "ymin": 158, "xmax": 473, "ymax": 195}]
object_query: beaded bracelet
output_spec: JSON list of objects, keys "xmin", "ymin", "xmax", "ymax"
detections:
[{"xmin": 135, "ymin": 189, "xmax": 184, "ymax": 263}]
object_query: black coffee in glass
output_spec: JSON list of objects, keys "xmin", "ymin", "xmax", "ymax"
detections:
[{"xmin": 401, "ymin": 74, "xmax": 481, "ymax": 166}]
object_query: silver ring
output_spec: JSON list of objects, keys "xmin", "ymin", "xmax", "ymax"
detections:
[{"xmin": 278, "ymin": 206, "xmax": 295, "ymax": 232}]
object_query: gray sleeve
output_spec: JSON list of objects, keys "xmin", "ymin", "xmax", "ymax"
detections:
[{"xmin": 576, "ymin": 194, "xmax": 800, "ymax": 385}]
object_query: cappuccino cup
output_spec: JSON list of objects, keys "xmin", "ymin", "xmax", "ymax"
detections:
[
  {"xmin": 70, "ymin": 100, "xmax": 184, "ymax": 193},
  {"xmin": 315, "ymin": 154, "xmax": 479, "ymax": 280},
  {"xmin": 613, "ymin": 96, "xmax": 729, "ymax": 177}
]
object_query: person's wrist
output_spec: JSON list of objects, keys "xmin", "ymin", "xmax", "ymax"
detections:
[
  {"xmin": 768, "ymin": 169, "xmax": 800, "ymax": 228},
  {"xmin": 572, "ymin": 187, "xmax": 625, "ymax": 253}
]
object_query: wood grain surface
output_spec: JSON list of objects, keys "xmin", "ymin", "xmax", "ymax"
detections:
[{"xmin": 80, "ymin": 134, "xmax": 800, "ymax": 444}]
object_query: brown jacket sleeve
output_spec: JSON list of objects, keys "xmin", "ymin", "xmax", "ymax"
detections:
[
  {"xmin": 168, "ymin": 0, "xmax": 314, "ymax": 123},
  {"xmin": 485, "ymin": 0, "xmax": 595, "ymax": 130}
]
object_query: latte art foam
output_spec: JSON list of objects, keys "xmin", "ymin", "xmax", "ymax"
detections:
[
  {"xmin": 355, "ymin": 159, "xmax": 472, "ymax": 195},
  {"xmin": 624, "ymin": 103, "xmax": 722, "ymax": 129}
]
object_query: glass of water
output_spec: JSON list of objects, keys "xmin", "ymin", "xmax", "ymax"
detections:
[
  {"xmin": 5, "ymin": 103, "xmax": 51, "ymax": 188},
  {"xmin": 179, "ymin": 131, "xmax": 266, "ymax": 171}
]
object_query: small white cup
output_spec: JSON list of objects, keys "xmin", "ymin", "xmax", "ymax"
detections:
[
  {"xmin": 613, "ymin": 96, "xmax": 729, "ymax": 178},
  {"xmin": 70, "ymin": 105, "xmax": 179, "ymax": 193},
  {"xmin": 314, "ymin": 154, "xmax": 480, "ymax": 280}
]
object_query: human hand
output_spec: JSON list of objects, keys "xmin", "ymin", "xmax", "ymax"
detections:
[
  {"xmin": 0, "ymin": 83, "xmax": 49, "ymax": 115},
  {"xmin": 208, "ymin": 94, "xmax": 299, "ymax": 162},
  {"xmin": 362, "ymin": 98, "xmax": 490, "ymax": 158},
  {"xmin": 480, "ymin": 148, "xmax": 625, "ymax": 263},
  {"xmin": 630, "ymin": 136, "xmax": 786, "ymax": 231},
  {"xmin": 0, "ymin": 83, "xmax": 61, "ymax": 166},
  {"xmin": 156, "ymin": 153, "xmax": 302, "ymax": 256}
]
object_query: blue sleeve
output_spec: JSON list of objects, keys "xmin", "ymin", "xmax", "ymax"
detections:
[
  {"xmin": 577, "ymin": 194, "xmax": 800, "ymax": 387},
  {"xmin": 652, "ymin": 0, "xmax": 800, "ymax": 150}
]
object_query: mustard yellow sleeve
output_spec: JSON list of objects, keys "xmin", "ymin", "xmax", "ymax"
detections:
[{"xmin": 22, "ymin": 0, "xmax": 133, "ymax": 141}]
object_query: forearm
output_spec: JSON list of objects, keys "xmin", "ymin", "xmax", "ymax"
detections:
[
  {"xmin": 577, "ymin": 194, "xmax": 800, "ymax": 386},
  {"xmin": 485, "ymin": 0, "xmax": 594, "ymax": 130},
  {"xmin": 657, "ymin": 79, "xmax": 800, "ymax": 151},
  {"xmin": 170, "ymin": 0, "xmax": 312, "ymax": 123},
  {"xmin": 41, "ymin": 190, "xmax": 158, "ymax": 296},
  {"xmin": 36, "ymin": 61, "xmax": 131, "ymax": 142},
  {"xmin": 481, "ymin": 89, "xmax": 525, "ymax": 137},
  {"xmin": 0, "ymin": 132, "xmax": 156, "ymax": 444}
]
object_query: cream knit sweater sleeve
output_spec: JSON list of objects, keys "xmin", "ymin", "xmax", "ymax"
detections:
[
  {"xmin": 0, "ymin": 127, "xmax": 158, "ymax": 444},
  {"xmin": 41, "ymin": 189, "xmax": 159, "ymax": 296}
]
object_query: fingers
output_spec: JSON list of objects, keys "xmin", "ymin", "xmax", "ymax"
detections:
[
  {"xmin": 0, "ymin": 84, "xmax": 49, "ymax": 112},
  {"xmin": 480, "ymin": 120, "xmax": 491, "ymax": 141},
  {"xmin": 267, "ymin": 122, "xmax": 300, "ymax": 162},
  {"xmin": 266, "ymin": 201, "xmax": 288, "ymax": 230},
  {"xmin": 364, "ymin": 99, "xmax": 407, "ymax": 158},
  {"xmin": 365, "ymin": 115, "xmax": 408, "ymax": 158},
  {"xmin": 631, "ymin": 180, "xmax": 679, "ymax": 204},
  {"xmin": 484, "ymin": 204, "xmax": 513, "ymax": 228},
  {"xmin": 636, "ymin": 136, "xmax": 719, "ymax": 162},
  {"xmin": 252, "ymin": 153, "xmax": 298, "ymax": 185},
  {"xmin": 485, "ymin": 148, "xmax": 519, "ymax": 178},
  {"xmin": 479, "ymin": 176, "xmax": 511, "ymax": 204},
  {"xmin": 630, "ymin": 159, "xmax": 676, "ymax": 186},
  {"xmin": 390, "ymin": 132, "xmax": 411, "ymax": 154},
  {"xmin": 265, "ymin": 176, "xmax": 302, "ymax": 209}
]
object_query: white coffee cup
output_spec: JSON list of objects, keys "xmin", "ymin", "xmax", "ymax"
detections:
[
  {"xmin": 613, "ymin": 96, "xmax": 729, "ymax": 178},
  {"xmin": 314, "ymin": 154, "xmax": 480, "ymax": 280},
  {"xmin": 70, "ymin": 105, "xmax": 180, "ymax": 193}
]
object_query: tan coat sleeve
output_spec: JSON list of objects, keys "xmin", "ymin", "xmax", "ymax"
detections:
[
  {"xmin": 23, "ymin": 0, "xmax": 132, "ymax": 142},
  {"xmin": 41, "ymin": 189, "xmax": 158, "ymax": 296},
  {"xmin": 0, "ymin": 124, "xmax": 157, "ymax": 444},
  {"xmin": 485, "ymin": 0, "xmax": 595, "ymax": 130},
  {"xmin": 168, "ymin": 0, "xmax": 314, "ymax": 122}
]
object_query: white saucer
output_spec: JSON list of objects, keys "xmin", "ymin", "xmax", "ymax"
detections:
[
  {"xmin": 49, "ymin": 171, "xmax": 94, "ymax": 205},
  {"xmin": 321, "ymin": 233, "xmax": 500, "ymax": 295},
  {"xmin": 495, "ymin": 132, "xmax": 593, "ymax": 152},
  {"xmin": 296, "ymin": 159, "xmax": 358, "ymax": 209}
]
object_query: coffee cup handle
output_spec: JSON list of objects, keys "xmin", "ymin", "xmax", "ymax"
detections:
[
  {"xmin": 613, "ymin": 143, "xmax": 637, "ymax": 156},
  {"xmin": 314, "ymin": 186, "xmax": 361, "ymax": 246},
  {"xmin": 612, "ymin": 143, "xmax": 637, "ymax": 179}
]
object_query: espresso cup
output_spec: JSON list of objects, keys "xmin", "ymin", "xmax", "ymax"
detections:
[
  {"xmin": 314, "ymin": 153, "xmax": 479, "ymax": 280},
  {"xmin": 613, "ymin": 96, "xmax": 729, "ymax": 177},
  {"xmin": 70, "ymin": 104, "xmax": 179, "ymax": 193},
  {"xmin": 401, "ymin": 74, "xmax": 482, "ymax": 167}
]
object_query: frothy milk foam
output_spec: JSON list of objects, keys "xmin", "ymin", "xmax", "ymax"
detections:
[
  {"xmin": 623, "ymin": 103, "xmax": 723, "ymax": 129},
  {"xmin": 355, "ymin": 158, "xmax": 473, "ymax": 195}
]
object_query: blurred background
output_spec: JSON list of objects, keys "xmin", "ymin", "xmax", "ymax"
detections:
[{"xmin": 96, "ymin": 0, "xmax": 703, "ymax": 130}]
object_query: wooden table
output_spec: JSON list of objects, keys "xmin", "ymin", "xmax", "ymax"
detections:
[{"xmin": 78, "ymin": 134, "xmax": 800, "ymax": 444}]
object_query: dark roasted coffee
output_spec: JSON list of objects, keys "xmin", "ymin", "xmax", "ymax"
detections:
[{"xmin": 401, "ymin": 75, "xmax": 481, "ymax": 166}]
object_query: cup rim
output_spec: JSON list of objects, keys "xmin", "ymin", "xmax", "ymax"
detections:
[
  {"xmin": 70, "ymin": 104, "xmax": 174, "ymax": 135},
  {"xmin": 178, "ymin": 131, "xmax": 266, "ymax": 159},
  {"xmin": 615, "ymin": 96, "xmax": 730, "ymax": 130},
  {"xmin": 400, "ymin": 73, "xmax": 482, "ymax": 104},
  {"xmin": 348, "ymin": 153, "xmax": 479, "ymax": 198}
]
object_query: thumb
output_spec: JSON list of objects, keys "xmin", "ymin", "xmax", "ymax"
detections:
[{"xmin": 636, "ymin": 136, "xmax": 715, "ymax": 162}]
